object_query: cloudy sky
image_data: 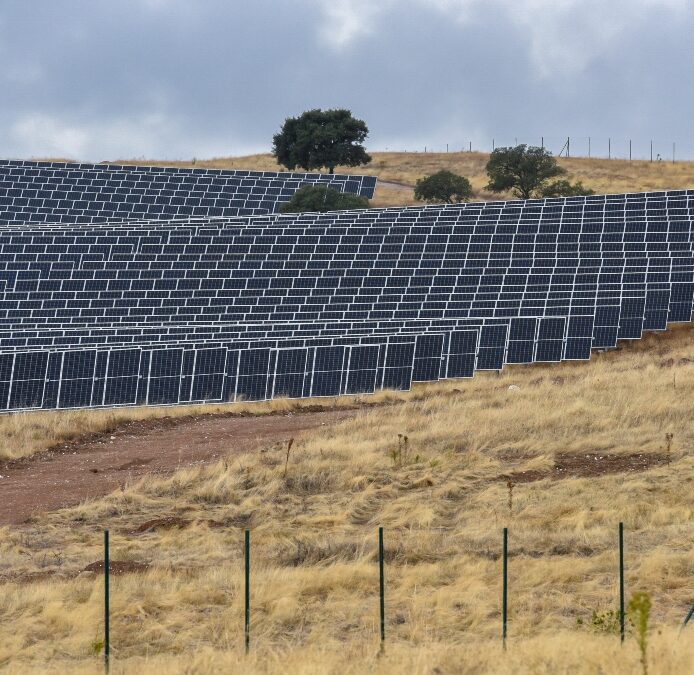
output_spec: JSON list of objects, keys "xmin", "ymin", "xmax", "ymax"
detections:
[{"xmin": 1, "ymin": 0, "xmax": 692, "ymax": 162}]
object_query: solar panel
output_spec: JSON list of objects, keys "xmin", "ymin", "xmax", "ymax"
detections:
[
  {"xmin": 0, "ymin": 188, "xmax": 693, "ymax": 410},
  {"xmin": 0, "ymin": 159, "xmax": 377, "ymax": 225}
]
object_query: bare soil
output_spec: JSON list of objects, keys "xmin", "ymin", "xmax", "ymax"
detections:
[
  {"xmin": 502, "ymin": 451, "xmax": 669, "ymax": 484},
  {"xmin": 0, "ymin": 409, "xmax": 355, "ymax": 526}
]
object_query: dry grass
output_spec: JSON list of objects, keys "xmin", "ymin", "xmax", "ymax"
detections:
[
  {"xmin": 1, "ymin": 326, "xmax": 694, "ymax": 673},
  {"xmin": 0, "ymin": 393, "xmax": 405, "ymax": 463},
  {"xmin": 112, "ymin": 151, "xmax": 694, "ymax": 207}
]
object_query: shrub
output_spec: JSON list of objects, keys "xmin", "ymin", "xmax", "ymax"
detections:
[
  {"xmin": 280, "ymin": 185, "xmax": 369, "ymax": 213},
  {"xmin": 414, "ymin": 170, "xmax": 473, "ymax": 204},
  {"xmin": 539, "ymin": 179, "xmax": 595, "ymax": 198}
]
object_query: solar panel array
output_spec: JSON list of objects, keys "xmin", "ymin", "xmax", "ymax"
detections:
[
  {"xmin": 0, "ymin": 159, "xmax": 377, "ymax": 224},
  {"xmin": 0, "ymin": 186, "xmax": 692, "ymax": 411}
]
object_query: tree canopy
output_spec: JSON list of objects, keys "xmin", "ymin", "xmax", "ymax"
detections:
[
  {"xmin": 414, "ymin": 170, "xmax": 473, "ymax": 204},
  {"xmin": 279, "ymin": 185, "xmax": 369, "ymax": 213},
  {"xmin": 272, "ymin": 109, "xmax": 371, "ymax": 174},
  {"xmin": 538, "ymin": 179, "xmax": 595, "ymax": 198},
  {"xmin": 485, "ymin": 145, "xmax": 565, "ymax": 199}
]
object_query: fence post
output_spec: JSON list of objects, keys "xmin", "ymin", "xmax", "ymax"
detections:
[
  {"xmin": 588, "ymin": 136, "xmax": 591, "ymax": 158},
  {"xmin": 619, "ymin": 522, "xmax": 625, "ymax": 643},
  {"xmin": 502, "ymin": 527, "xmax": 508, "ymax": 649},
  {"xmin": 379, "ymin": 526, "xmax": 385, "ymax": 649},
  {"xmin": 104, "ymin": 529, "xmax": 110, "ymax": 673},
  {"xmin": 629, "ymin": 139, "xmax": 632, "ymax": 161},
  {"xmin": 469, "ymin": 141, "xmax": 472, "ymax": 153},
  {"xmin": 245, "ymin": 529, "xmax": 250, "ymax": 654},
  {"xmin": 650, "ymin": 140, "xmax": 653, "ymax": 162},
  {"xmin": 684, "ymin": 603, "xmax": 694, "ymax": 628}
]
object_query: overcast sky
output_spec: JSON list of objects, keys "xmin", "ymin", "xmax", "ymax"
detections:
[{"xmin": 1, "ymin": 0, "xmax": 693, "ymax": 162}]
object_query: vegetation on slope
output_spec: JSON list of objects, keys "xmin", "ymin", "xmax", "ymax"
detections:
[{"xmin": 1, "ymin": 327, "xmax": 693, "ymax": 673}]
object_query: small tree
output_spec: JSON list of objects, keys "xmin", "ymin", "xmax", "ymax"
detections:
[
  {"xmin": 539, "ymin": 179, "xmax": 595, "ymax": 198},
  {"xmin": 272, "ymin": 109, "xmax": 371, "ymax": 174},
  {"xmin": 414, "ymin": 170, "xmax": 473, "ymax": 204},
  {"xmin": 486, "ymin": 144, "xmax": 565, "ymax": 199},
  {"xmin": 280, "ymin": 185, "xmax": 369, "ymax": 213}
]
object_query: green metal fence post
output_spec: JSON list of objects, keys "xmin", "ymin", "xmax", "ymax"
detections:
[
  {"xmin": 379, "ymin": 526, "xmax": 385, "ymax": 648},
  {"xmin": 683, "ymin": 602, "xmax": 694, "ymax": 628},
  {"xmin": 245, "ymin": 529, "xmax": 250, "ymax": 654},
  {"xmin": 619, "ymin": 522, "xmax": 625, "ymax": 643},
  {"xmin": 502, "ymin": 527, "xmax": 508, "ymax": 649},
  {"xmin": 104, "ymin": 529, "xmax": 110, "ymax": 673}
]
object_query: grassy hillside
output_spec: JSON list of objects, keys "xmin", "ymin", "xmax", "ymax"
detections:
[
  {"xmin": 114, "ymin": 151, "xmax": 694, "ymax": 207},
  {"xmin": 2, "ymin": 326, "xmax": 694, "ymax": 673}
]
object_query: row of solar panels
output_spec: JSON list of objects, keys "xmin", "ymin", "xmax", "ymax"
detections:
[
  {"xmin": 0, "ymin": 260, "xmax": 683, "ymax": 348},
  {"xmin": 0, "ymin": 194, "xmax": 691, "ymax": 347},
  {"xmin": 0, "ymin": 166, "xmax": 692, "ymax": 410},
  {"xmin": 0, "ymin": 317, "xmax": 588, "ymax": 410},
  {"xmin": 0, "ymin": 159, "xmax": 377, "ymax": 224},
  {"xmin": 0, "ymin": 278, "xmax": 690, "ymax": 412}
]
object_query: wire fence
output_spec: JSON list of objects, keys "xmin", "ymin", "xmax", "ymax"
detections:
[
  {"xmin": 89, "ymin": 521, "xmax": 694, "ymax": 671},
  {"xmin": 380, "ymin": 138, "xmax": 688, "ymax": 163}
]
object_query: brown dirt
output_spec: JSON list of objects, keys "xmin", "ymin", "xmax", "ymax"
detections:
[
  {"xmin": 553, "ymin": 451, "xmax": 670, "ymax": 477},
  {"xmin": 83, "ymin": 560, "xmax": 150, "ymax": 575},
  {"xmin": 130, "ymin": 516, "xmax": 191, "ymax": 534},
  {"xmin": 501, "ymin": 451, "xmax": 669, "ymax": 484},
  {"xmin": 0, "ymin": 409, "xmax": 355, "ymax": 527}
]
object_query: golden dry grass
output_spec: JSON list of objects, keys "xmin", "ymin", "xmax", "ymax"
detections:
[
  {"xmin": 0, "ymin": 393, "xmax": 406, "ymax": 463},
  {"xmin": 1, "ymin": 326, "xmax": 693, "ymax": 673},
  {"xmin": 112, "ymin": 151, "xmax": 694, "ymax": 207}
]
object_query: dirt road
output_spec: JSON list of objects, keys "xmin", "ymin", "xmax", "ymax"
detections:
[{"xmin": 0, "ymin": 409, "xmax": 355, "ymax": 526}]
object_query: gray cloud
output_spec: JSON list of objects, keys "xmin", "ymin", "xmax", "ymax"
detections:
[{"xmin": 1, "ymin": 0, "xmax": 692, "ymax": 161}]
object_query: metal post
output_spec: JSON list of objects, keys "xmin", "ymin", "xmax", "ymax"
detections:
[
  {"xmin": 469, "ymin": 141, "xmax": 472, "ymax": 153},
  {"xmin": 629, "ymin": 139, "xmax": 632, "ymax": 161},
  {"xmin": 608, "ymin": 137, "xmax": 611, "ymax": 159},
  {"xmin": 492, "ymin": 138, "xmax": 495, "ymax": 151},
  {"xmin": 650, "ymin": 140, "xmax": 653, "ymax": 163},
  {"xmin": 683, "ymin": 602, "xmax": 694, "ymax": 627},
  {"xmin": 446, "ymin": 143, "xmax": 449, "ymax": 153},
  {"xmin": 588, "ymin": 136, "xmax": 591, "ymax": 158},
  {"xmin": 541, "ymin": 136, "xmax": 544, "ymax": 150},
  {"xmin": 567, "ymin": 136, "xmax": 570, "ymax": 158},
  {"xmin": 245, "ymin": 529, "xmax": 250, "ymax": 654},
  {"xmin": 379, "ymin": 527, "xmax": 385, "ymax": 647},
  {"xmin": 619, "ymin": 522, "xmax": 625, "ymax": 643},
  {"xmin": 104, "ymin": 529, "xmax": 110, "ymax": 673},
  {"xmin": 673, "ymin": 142, "xmax": 676, "ymax": 164},
  {"xmin": 502, "ymin": 527, "xmax": 508, "ymax": 649}
]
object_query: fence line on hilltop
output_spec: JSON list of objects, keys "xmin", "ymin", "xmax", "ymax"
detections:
[{"xmin": 380, "ymin": 137, "xmax": 687, "ymax": 163}]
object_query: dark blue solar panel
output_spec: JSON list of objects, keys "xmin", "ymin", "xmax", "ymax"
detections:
[
  {"xmin": 412, "ymin": 334, "xmax": 444, "ymax": 382},
  {"xmin": 273, "ymin": 348, "xmax": 308, "ymax": 399},
  {"xmin": 236, "ymin": 349, "xmax": 271, "ymax": 401},
  {"xmin": 345, "ymin": 345, "xmax": 380, "ymax": 394},
  {"xmin": 0, "ymin": 187, "xmax": 692, "ymax": 410},
  {"xmin": 0, "ymin": 159, "xmax": 377, "ymax": 225}
]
